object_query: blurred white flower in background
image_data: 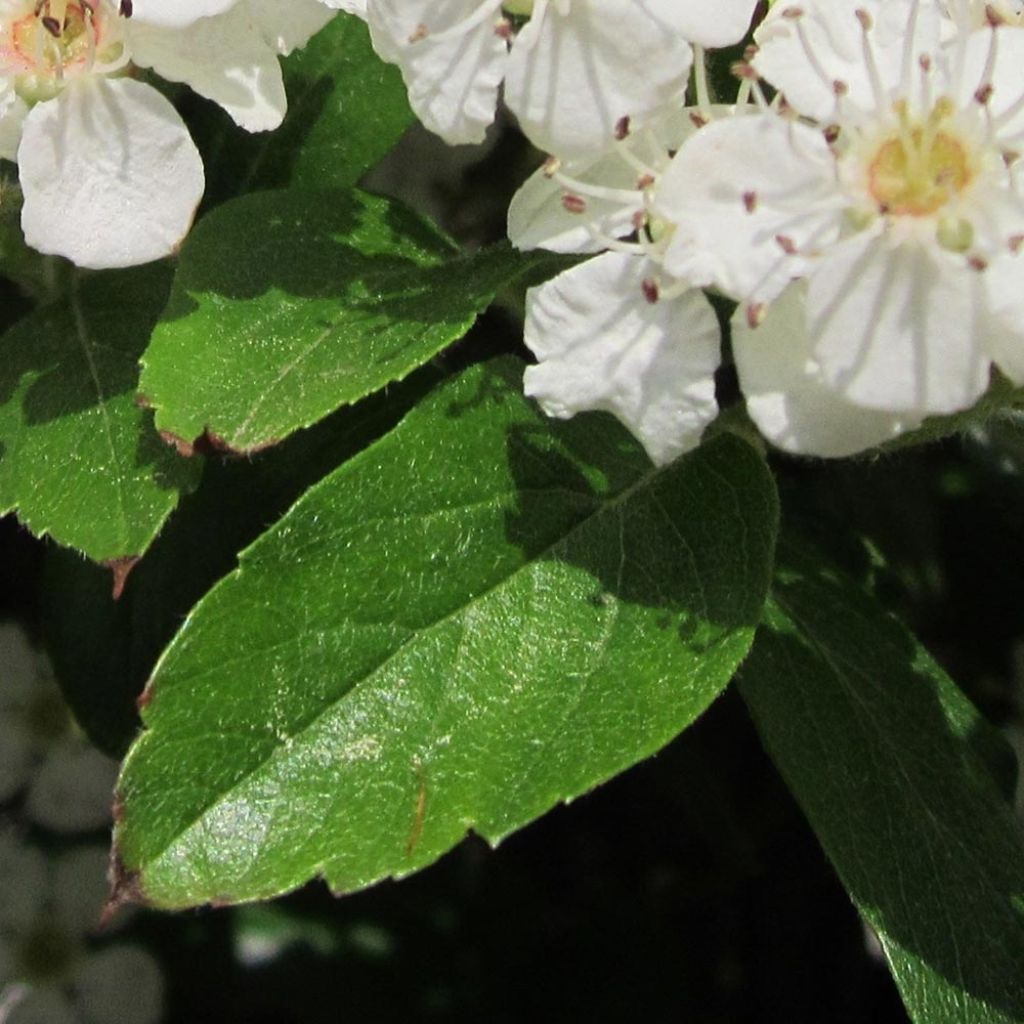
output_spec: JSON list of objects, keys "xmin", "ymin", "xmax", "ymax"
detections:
[
  {"xmin": 0, "ymin": 833, "xmax": 163, "ymax": 1024},
  {"xmin": 0, "ymin": 624, "xmax": 116, "ymax": 834}
]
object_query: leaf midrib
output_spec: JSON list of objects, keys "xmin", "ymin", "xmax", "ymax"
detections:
[{"xmin": 130, "ymin": 458, "xmax": 678, "ymax": 874}]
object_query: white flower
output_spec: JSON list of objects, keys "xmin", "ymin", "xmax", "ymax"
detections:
[
  {"xmin": 656, "ymin": 0, "xmax": 1024, "ymax": 430},
  {"xmin": 509, "ymin": 106, "xmax": 727, "ymax": 464},
  {"xmin": 0, "ymin": 623, "xmax": 117, "ymax": 834},
  {"xmin": 509, "ymin": 81, "xmax": 927, "ymax": 459},
  {"xmin": 523, "ymin": 250, "xmax": 721, "ymax": 465},
  {"xmin": 0, "ymin": 0, "xmax": 332, "ymax": 269},
  {"xmin": 351, "ymin": 0, "xmax": 757, "ymax": 156},
  {"xmin": 730, "ymin": 284, "xmax": 923, "ymax": 455},
  {"xmin": 0, "ymin": 832, "xmax": 163, "ymax": 1024}
]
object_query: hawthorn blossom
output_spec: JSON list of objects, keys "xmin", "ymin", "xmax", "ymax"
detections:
[
  {"xmin": 344, "ymin": 0, "xmax": 758, "ymax": 157},
  {"xmin": 657, "ymin": 0, "xmax": 1024, "ymax": 432},
  {"xmin": 1, "ymin": 0, "xmax": 332, "ymax": 268}
]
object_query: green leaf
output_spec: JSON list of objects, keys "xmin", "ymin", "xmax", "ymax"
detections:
[
  {"xmin": 43, "ymin": 365, "xmax": 443, "ymax": 758},
  {"xmin": 114, "ymin": 358, "xmax": 779, "ymax": 909},
  {"xmin": 0, "ymin": 179, "xmax": 60, "ymax": 307},
  {"xmin": 0, "ymin": 265, "xmax": 200, "ymax": 564},
  {"xmin": 140, "ymin": 189, "xmax": 563, "ymax": 454},
  {"xmin": 739, "ymin": 537, "xmax": 1024, "ymax": 1024},
  {"xmin": 196, "ymin": 16, "xmax": 412, "ymax": 203}
]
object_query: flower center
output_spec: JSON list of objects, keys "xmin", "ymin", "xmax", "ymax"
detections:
[
  {"xmin": 867, "ymin": 101, "xmax": 973, "ymax": 217},
  {"xmin": 11, "ymin": 1, "xmax": 95, "ymax": 72},
  {"xmin": 1, "ymin": 0, "xmax": 126, "ymax": 102},
  {"xmin": 502, "ymin": 0, "xmax": 534, "ymax": 14}
]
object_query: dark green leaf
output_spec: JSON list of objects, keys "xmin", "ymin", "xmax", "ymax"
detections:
[
  {"xmin": 43, "ymin": 365, "xmax": 442, "ymax": 757},
  {"xmin": 0, "ymin": 265, "xmax": 200, "ymax": 563},
  {"xmin": 114, "ymin": 358, "xmax": 778, "ymax": 908},
  {"xmin": 196, "ymin": 16, "xmax": 412, "ymax": 204},
  {"xmin": 139, "ymin": 190, "xmax": 563, "ymax": 454},
  {"xmin": 739, "ymin": 537, "xmax": 1024, "ymax": 1024}
]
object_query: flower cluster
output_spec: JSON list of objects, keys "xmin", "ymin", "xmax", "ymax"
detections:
[
  {"xmin": 494, "ymin": 0, "xmax": 1024, "ymax": 460},
  {"xmin": 0, "ymin": 0, "xmax": 332, "ymax": 268},
  {"xmin": 7, "ymin": 0, "xmax": 1022, "ymax": 461}
]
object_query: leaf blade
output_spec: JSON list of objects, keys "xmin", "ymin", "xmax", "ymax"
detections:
[
  {"xmin": 0, "ymin": 265, "xmax": 200, "ymax": 562},
  {"xmin": 115, "ymin": 359, "xmax": 778, "ymax": 908},
  {"xmin": 140, "ymin": 190, "xmax": 562, "ymax": 453},
  {"xmin": 739, "ymin": 538, "xmax": 1024, "ymax": 1024}
]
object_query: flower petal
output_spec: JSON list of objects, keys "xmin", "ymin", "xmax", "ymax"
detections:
[
  {"xmin": 242, "ymin": 0, "xmax": 334, "ymax": 55},
  {"xmin": 733, "ymin": 283, "xmax": 920, "ymax": 456},
  {"xmin": 127, "ymin": 3, "xmax": 296, "ymax": 132},
  {"xmin": 72, "ymin": 947, "xmax": 164, "ymax": 1024},
  {"xmin": 808, "ymin": 230, "xmax": 991, "ymax": 414},
  {"xmin": 367, "ymin": 0, "xmax": 507, "ymax": 145},
  {"xmin": 657, "ymin": 113, "xmax": 841, "ymax": 302},
  {"xmin": 508, "ymin": 105, "xmax": 698, "ymax": 254},
  {"xmin": 642, "ymin": 0, "xmax": 757, "ymax": 47},
  {"xmin": 18, "ymin": 78, "xmax": 204, "ymax": 270},
  {"xmin": 508, "ymin": 155, "xmax": 645, "ymax": 255},
  {"xmin": 128, "ymin": 0, "xmax": 239, "ymax": 27},
  {"xmin": 981, "ymin": 252, "xmax": 1024, "ymax": 384},
  {"xmin": 505, "ymin": 0, "xmax": 693, "ymax": 158},
  {"xmin": 753, "ymin": 0, "xmax": 943, "ymax": 122},
  {"xmin": 320, "ymin": 0, "xmax": 365, "ymax": 12},
  {"xmin": 523, "ymin": 251, "xmax": 720, "ymax": 465},
  {"xmin": 0, "ymin": 83, "xmax": 28, "ymax": 163}
]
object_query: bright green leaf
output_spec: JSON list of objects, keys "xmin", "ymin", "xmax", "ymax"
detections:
[
  {"xmin": 43, "ymin": 366, "xmax": 442, "ymax": 757},
  {"xmin": 140, "ymin": 190, "xmax": 565, "ymax": 454},
  {"xmin": 114, "ymin": 358, "xmax": 779, "ymax": 909},
  {"xmin": 739, "ymin": 538, "xmax": 1024, "ymax": 1024},
  {"xmin": 0, "ymin": 265, "xmax": 200, "ymax": 564}
]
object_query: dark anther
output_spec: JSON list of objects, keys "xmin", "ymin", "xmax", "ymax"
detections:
[
  {"xmin": 41, "ymin": 14, "xmax": 61, "ymax": 35},
  {"xmin": 119, "ymin": 0, "xmax": 133, "ymax": 16}
]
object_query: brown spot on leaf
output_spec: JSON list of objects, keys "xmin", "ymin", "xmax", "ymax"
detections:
[
  {"xmin": 159, "ymin": 430, "xmax": 195, "ymax": 458},
  {"xmin": 135, "ymin": 678, "xmax": 155, "ymax": 712},
  {"xmin": 406, "ymin": 763, "xmax": 428, "ymax": 857}
]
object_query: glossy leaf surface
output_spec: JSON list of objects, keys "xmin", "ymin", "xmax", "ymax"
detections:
[{"xmin": 115, "ymin": 359, "xmax": 778, "ymax": 908}]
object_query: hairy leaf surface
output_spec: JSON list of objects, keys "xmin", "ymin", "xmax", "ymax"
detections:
[
  {"xmin": 115, "ymin": 359, "xmax": 778, "ymax": 908},
  {"xmin": 0, "ymin": 266, "xmax": 199, "ymax": 563}
]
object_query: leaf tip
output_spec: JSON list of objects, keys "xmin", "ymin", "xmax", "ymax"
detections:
[
  {"xmin": 158, "ymin": 430, "xmax": 196, "ymax": 458},
  {"xmin": 103, "ymin": 556, "xmax": 140, "ymax": 600},
  {"xmin": 103, "ymin": 845, "xmax": 149, "ymax": 923}
]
